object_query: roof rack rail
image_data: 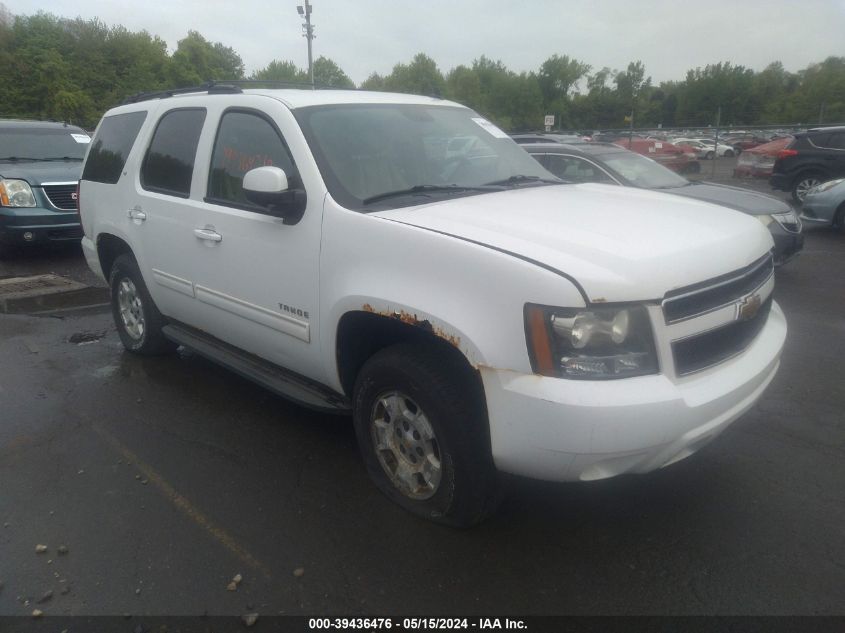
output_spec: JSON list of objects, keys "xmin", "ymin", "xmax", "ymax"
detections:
[
  {"xmin": 214, "ymin": 79, "xmax": 357, "ymax": 91},
  {"xmin": 122, "ymin": 81, "xmax": 243, "ymax": 105},
  {"xmin": 122, "ymin": 78, "xmax": 359, "ymax": 104}
]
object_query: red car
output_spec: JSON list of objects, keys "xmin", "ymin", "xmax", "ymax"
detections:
[
  {"xmin": 721, "ymin": 133, "xmax": 769, "ymax": 153},
  {"xmin": 613, "ymin": 138, "xmax": 700, "ymax": 174},
  {"xmin": 733, "ymin": 136, "xmax": 793, "ymax": 179}
]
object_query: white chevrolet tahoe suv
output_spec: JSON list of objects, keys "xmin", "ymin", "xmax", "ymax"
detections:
[{"xmin": 79, "ymin": 85, "xmax": 786, "ymax": 526}]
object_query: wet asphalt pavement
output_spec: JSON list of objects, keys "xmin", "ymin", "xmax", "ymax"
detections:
[{"xmin": 1, "ymin": 162, "xmax": 844, "ymax": 617}]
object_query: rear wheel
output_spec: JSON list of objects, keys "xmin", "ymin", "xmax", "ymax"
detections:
[
  {"xmin": 352, "ymin": 343, "xmax": 498, "ymax": 527},
  {"xmin": 724, "ymin": 149, "xmax": 735, "ymax": 158},
  {"xmin": 792, "ymin": 172, "xmax": 824, "ymax": 203},
  {"xmin": 109, "ymin": 254, "xmax": 175, "ymax": 355},
  {"xmin": 705, "ymin": 151, "xmax": 715, "ymax": 160}
]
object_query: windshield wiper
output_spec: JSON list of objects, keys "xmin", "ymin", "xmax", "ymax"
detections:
[
  {"xmin": 0, "ymin": 156, "xmax": 52, "ymax": 162},
  {"xmin": 43, "ymin": 156, "xmax": 84, "ymax": 161},
  {"xmin": 483, "ymin": 174, "xmax": 562, "ymax": 187},
  {"xmin": 362, "ymin": 184, "xmax": 500, "ymax": 205}
]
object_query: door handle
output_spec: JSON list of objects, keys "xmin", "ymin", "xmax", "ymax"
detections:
[
  {"xmin": 128, "ymin": 207, "xmax": 146, "ymax": 222},
  {"xmin": 193, "ymin": 228, "xmax": 222, "ymax": 242}
]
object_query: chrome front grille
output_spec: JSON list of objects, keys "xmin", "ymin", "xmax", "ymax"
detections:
[
  {"xmin": 672, "ymin": 297, "xmax": 773, "ymax": 375},
  {"xmin": 42, "ymin": 183, "xmax": 78, "ymax": 211},
  {"xmin": 662, "ymin": 253, "xmax": 774, "ymax": 324},
  {"xmin": 662, "ymin": 253, "xmax": 775, "ymax": 376}
]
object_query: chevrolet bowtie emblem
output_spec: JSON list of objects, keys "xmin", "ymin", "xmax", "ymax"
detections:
[{"xmin": 737, "ymin": 294, "xmax": 762, "ymax": 321}]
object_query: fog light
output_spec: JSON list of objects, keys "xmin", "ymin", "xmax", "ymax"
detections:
[{"xmin": 23, "ymin": 231, "xmax": 34, "ymax": 241}]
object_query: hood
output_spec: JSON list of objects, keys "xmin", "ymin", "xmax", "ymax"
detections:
[
  {"xmin": 0, "ymin": 160, "xmax": 83, "ymax": 186},
  {"xmin": 662, "ymin": 181, "xmax": 792, "ymax": 216},
  {"xmin": 374, "ymin": 183, "xmax": 774, "ymax": 303}
]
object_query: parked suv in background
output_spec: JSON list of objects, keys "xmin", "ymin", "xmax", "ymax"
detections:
[
  {"xmin": 770, "ymin": 127, "xmax": 845, "ymax": 202},
  {"xmin": 80, "ymin": 85, "xmax": 785, "ymax": 526},
  {"xmin": 0, "ymin": 120, "xmax": 89, "ymax": 250}
]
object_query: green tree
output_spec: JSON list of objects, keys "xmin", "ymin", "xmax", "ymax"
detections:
[
  {"xmin": 251, "ymin": 59, "xmax": 308, "ymax": 82},
  {"xmin": 169, "ymin": 30, "xmax": 244, "ymax": 86},
  {"xmin": 382, "ymin": 53, "xmax": 445, "ymax": 96},
  {"xmin": 313, "ymin": 56, "xmax": 354, "ymax": 88}
]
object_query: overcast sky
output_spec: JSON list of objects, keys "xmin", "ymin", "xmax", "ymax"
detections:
[{"xmin": 8, "ymin": 0, "xmax": 845, "ymax": 85}]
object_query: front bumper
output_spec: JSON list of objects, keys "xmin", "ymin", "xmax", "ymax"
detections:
[
  {"xmin": 481, "ymin": 301, "xmax": 786, "ymax": 482},
  {"xmin": 0, "ymin": 206, "xmax": 82, "ymax": 244},
  {"xmin": 768, "ymin": 223, "xmax": 804, "ymax": 265}
]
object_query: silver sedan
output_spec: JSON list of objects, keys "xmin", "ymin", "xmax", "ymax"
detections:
[{"xmin": 801, "ymin": 178, "xmax": 845, "ymax": 229}]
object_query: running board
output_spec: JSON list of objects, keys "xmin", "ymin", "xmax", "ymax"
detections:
[{"xmin": 161, "ymin": 323, "xmax": 351, "ymax": 414}]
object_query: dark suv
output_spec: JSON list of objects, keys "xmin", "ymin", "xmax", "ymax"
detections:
[
  {"xmin": 0, "ymin": 120, "xmax": 89, "ymax": 249},
  {"xmin": 769, "ymin": 126, "xmax": 845, "ymax": 202}
]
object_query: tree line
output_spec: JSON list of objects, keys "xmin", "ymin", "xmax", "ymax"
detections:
[{"xmin": 1, "ymin": 9, "xmax": 843, "ymax": 131}]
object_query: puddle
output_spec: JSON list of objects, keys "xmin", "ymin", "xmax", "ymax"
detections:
[{"xmin": 68, "ymin": 330, "xmax": 107, "ymax": 345}]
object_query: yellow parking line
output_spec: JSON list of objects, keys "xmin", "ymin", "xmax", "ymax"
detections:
[{"xmin": 93, "ymin": 424, "xmax": 272, "ymax": 580}]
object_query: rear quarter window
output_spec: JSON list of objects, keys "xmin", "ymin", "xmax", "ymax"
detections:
[{"xmin": 82, "ymin": 111, "xmax": 147, "ymax": 184}]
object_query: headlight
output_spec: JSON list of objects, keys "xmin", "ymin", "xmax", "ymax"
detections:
[
  {"xmin": 0, "ymin": 178, "xmax": 37, "ymax": 207},
  {"xmin": 525, "ymin": 304, "xmax": 659, "ymax": 379},
  {"xmin": 757, "ymin": 215, "xmax": 773, "ymax": 226},
  {"xmin": 810, "ymin": 178, "xmax": 845, "ymax": 194},
  {"xmin": 771, "ymin": 209, "xmax": 800, "ymax": 230}
]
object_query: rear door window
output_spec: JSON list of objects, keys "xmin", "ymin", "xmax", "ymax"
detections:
[
  {"xmin": 141, "ymin": 108, "xmax": 207, "ymax": 197},
  {"xmin": 545, "ymin": 155, "xmax": 615, "ymax": 184},
  {"xmin": 82, "ymin": 111, "xmax": 147, "ymax": 184}
]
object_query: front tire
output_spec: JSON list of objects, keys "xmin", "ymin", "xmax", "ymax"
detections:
[
  {"xmin": 109, "ymin": 253, "xmax": 175, "ymax": 355},
  {"xmin": 705, "ymin": 151, "xmax": 715, "ymax": 160},
  {"xmin": 352, "ymin": 343, "xmax": 498, "ymax": 527},
  {"xmin": 792, "ymin": 172, "xmax": 824, "ymax": 203},
  {"xmin": 724, "ymin": 149, "xmax": 735, "ymax": 158}
]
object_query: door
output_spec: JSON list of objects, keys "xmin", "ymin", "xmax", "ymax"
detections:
[
  {"xmin": 188, "ymin": 102, "xmax": 325, "ymax": 381},
  {"xmin": 823, "ymin": 132, "xmax": 845, "ymax": 177},
  {"xmin": 133, "ymin": 107, "xmax": 207, "ymax": 324}
]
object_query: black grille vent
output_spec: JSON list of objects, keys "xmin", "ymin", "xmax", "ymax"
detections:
[
  {"xmin": 663, "ymin": 254, "xmax": 773, "ymax": 323},
  {"xmin": 672, "ymin": 297, "xmax": 772, "ymax": 376},
  {"xmin": 43, "ymin": 184, "xmax": 78, "ymax": 211}
]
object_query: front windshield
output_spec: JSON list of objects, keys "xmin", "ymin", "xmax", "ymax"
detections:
[
  {"xmin": 295, "ymin": 104, "xmax": 556, "ymax": 209},
  {"xmin": 0, "ymin": 128, "xmax": 90, "ymax": 160},
  {"xmin": 601, "ymin": 151, "xmax": 689, "ymax": 189}
]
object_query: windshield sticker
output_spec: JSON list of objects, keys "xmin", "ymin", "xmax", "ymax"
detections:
[
  {"xmin": 471, "ymin": 117, "xmax": 509, "ymax": 139},
  {"xmin": 654, "ymin": 142, "xmax": 663, "ymax": 149},
  {"xmin": 648, "ymin": 146, "xmax": 656, "ymax": 153},
  {"xmin": 71, "ymin": 133, "xmax": 91, "ymax": 144}
]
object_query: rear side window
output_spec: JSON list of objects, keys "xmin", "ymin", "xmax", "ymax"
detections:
[
  {"xmin": 808, "ymin": 133, "xmax": 831, "ymax": 149},
  {"xmin": 545, "ymin": 154, "xmax": 615, "ymax": 184},
  {"xmin": 82, "ymin": 111, "xmax": 147, "ymax": 184},
  {"xmin": 141, "ymin": 109, "xmax": 207, "ymax": 197},
  {"xmin": 207, "ymin": 110, "xmax": 298, "ymax": 208},
  {"xmin": 823, "ymin": 133, "xmax": 845, "ymax": 150}
]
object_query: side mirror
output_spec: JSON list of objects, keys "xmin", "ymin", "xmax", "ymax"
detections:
[{"xmin": 242, "ymin": 166, "xmax": 306, "ymax": 225}]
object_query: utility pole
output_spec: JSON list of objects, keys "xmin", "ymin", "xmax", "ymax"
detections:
[
  {"xmin": 297, "ymin": 1, "xmax": 315, "ymax": 89},
  {"xmin": 628, "ymin": 109, "xmax": 634, "ymax": 145},
  {"xmin": 712, "ymin": 105, "xmax": 721, "ymax": 179}
]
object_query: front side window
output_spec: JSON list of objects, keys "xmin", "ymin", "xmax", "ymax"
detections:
[
  {"xmin": 207, "ymin": 110, "xmax": 298, "ymax": 208},
  {"xmin": 141, "ymin": 108, "xmax": 206, "ymax": 197},
  {"xmin": 82, "ymin": 113, "xmax": 146, "ymax": 184},
  {"xmin": 294, "ymin": 104, "xmax": 557, "ymax": 210}
]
